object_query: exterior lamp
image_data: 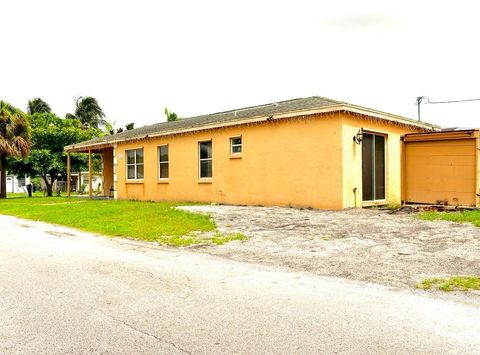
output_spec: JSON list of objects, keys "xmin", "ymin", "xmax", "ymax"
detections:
[{"xmin": 353, "ymin": 129, "xmax": 363, "ymax": 144}]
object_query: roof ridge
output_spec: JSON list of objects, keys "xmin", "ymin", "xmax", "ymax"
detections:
[
  {"xmin": 121, "ymin": 96, "xmax": 341, "ymax": 135},
  {"xmin": 182, "ymin": 96, "xmax": 341, "ymax": 121}
]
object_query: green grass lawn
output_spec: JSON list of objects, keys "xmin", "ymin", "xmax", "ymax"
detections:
[
  {"xmin": 417, "ymin": 276, "xmax": 480, "ymax": 292},
  {"xmin": 0, "ymin": 195, "xmax": 224, "ymax": 246},
  {"xmin": 419, "ymin": 210, "xmax": 480, "ymax": 227}
]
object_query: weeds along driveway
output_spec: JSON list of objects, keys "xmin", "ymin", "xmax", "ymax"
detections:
[{"xmin": 180, "ymin": 206, "xmax": 480, "ymax": 292}]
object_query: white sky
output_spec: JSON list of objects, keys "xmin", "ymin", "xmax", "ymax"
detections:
[{"xmin": 1, "ymin": 0, "xmax": 480, "ymax": 129}]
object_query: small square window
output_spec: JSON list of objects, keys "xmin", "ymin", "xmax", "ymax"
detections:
[
  {"xmin": 126, "ymin": 148, "xmax": 144, "ymax": 180},
  {"xmin": 230, "ymin": 136, "xmax": 242, "ymax": 154}
]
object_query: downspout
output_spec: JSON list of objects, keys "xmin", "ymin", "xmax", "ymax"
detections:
[{"xmin": 353, "ymin": 187, "xmax": 357, "ymax": 208}]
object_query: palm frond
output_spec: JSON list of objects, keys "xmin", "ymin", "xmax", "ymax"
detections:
[
  {"xmin": 27, "ymin": 98, "xmax": 52, "ymax": 114},
  {"xmin": 0, "ymin": 100, "xmax": 31, "ymax": 157},
  {"xmin": 74, "ymin": 96, "xmax": 106, "ymax": 128}
]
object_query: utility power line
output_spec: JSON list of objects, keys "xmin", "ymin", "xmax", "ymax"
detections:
[
  {"xmin": 415, "ymin": 96, "xmax": 480, "ymax": 121},
  {"xmin": 424, "ymin": 97, "xmax": 480, "ymax": 104}
]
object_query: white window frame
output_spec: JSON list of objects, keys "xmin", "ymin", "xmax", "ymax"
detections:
[
  {"xmin": 158, "ymin": 145, "xmax": 169, "ymax": 180},
  {"xmin": 126, "ymin": 148, "xmax": 144, "ymax": 180},
  {"xmin": 230, "ymin": 136, "xmax": 242, "ymax": 155},
  {"xmin": 198, "ymin": 141, "xmax": 213, "ymax": 179}
]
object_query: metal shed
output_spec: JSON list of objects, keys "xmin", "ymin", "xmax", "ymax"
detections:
[{"xmin": 403, "ymin": 130, "xmax": 480, "ymax": 207}]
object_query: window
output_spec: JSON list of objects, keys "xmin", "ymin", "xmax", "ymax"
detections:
[
  {"xmin": 126, "ymin": 148, "xmax": 144, "ymax": 179},
  {"xmin": 230, "ymin": 136, "xmax": 242, "ymax": 154},
  {"xmin": 199, "ymin": 141, "xmax": 212, "ymax": 179},
  {"xmin": 158, "ymin": 145, "xmax": 169, "ymax": 179}
]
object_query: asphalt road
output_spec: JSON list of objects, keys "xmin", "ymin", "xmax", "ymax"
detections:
[{"xmin": 0, "ymin": 215, "xmax": 479, "ymax": 354}]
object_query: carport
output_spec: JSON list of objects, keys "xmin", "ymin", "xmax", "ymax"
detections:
[{"xmin": 402, "ymin": 130, "xmax": 480, "ymax": 207}]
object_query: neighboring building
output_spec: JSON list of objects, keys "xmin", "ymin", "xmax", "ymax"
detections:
[
  {"xmin": 3, "ymin": 175, "xmax": 29, "ymax": 194},
  {"xmin": 48, "ymin": 172, "xmax": 102, "ymax": 194},
  {"xmin": 76, "ymin": 172, "xmax": 103, "ymax": 193},
  {"xmin": 65, "ymin": 96, "xmax": 438, "ymax": 209}
]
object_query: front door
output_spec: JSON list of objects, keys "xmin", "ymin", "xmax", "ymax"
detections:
[{"xmin": 362, "ymin": 133, "xmax": 386, "ymax": 201}]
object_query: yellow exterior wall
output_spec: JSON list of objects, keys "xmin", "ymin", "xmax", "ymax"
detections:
[
  {"xmin": 341, "ymin": 116, "xmax": 424, "ymax": 208},
  {"xmin": 112, "ymin": 113, "xmax": 427, "ymax": 209},
  {"xmin": 115, "ymin": 114, "xmax": 344, "ymax": 209}
]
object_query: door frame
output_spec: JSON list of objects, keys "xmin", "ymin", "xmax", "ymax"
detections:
[{"xmin": 362, "ymin": 130, "xmax": 388, "ymax": 206}]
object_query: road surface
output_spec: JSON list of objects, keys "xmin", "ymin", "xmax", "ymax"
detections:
[{"xmin": 0, "ymin": 215, "xmax": 479, "ymax": 354}]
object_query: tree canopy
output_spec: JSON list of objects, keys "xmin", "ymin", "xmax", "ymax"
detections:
[{"xmin": 8, "ymin": 113, "xmax": 101, "ymax": 196}]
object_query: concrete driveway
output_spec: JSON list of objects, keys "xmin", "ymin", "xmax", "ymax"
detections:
[{"xmin": 1, "ymin": 215, "xmax": 480, "ymax": 354}]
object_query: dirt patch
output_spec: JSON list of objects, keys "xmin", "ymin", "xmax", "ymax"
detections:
[{"xmin": 180, "ymin": 205, "xmax": 480, "ymax": 292}]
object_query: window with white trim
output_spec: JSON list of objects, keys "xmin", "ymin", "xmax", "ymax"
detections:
[
  {"xmin": 126, "ymin": 148, "xmax": 144, "ymax": 179},
  {"xmin": 158, "ymin": 145, "xmax": 169, "ymax": 179},
  {"xmin": 230, "ymin": 136, "xmax": 242, "ymax": 154},
  {"xmin": 199, "ymin": 141, "xmax": 212, "ymax": 178}
]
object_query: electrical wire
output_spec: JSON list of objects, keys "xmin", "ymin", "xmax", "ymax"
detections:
[{"xmin": 425, "ymin": 97, "xmax": 480, "ymax": 104}]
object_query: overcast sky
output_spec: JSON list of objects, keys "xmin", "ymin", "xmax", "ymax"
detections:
[{"xmin": 2, "ymin": 0, "xmax": 479, "ymax": 128}]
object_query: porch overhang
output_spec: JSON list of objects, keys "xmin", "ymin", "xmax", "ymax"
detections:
[
  {"xmin": 64, "ymin": 145, "xmax": 115, "ymax": 199},
  {"xmin": 64, "ymin": 142, "xmax": 114, "ymax": 153}
]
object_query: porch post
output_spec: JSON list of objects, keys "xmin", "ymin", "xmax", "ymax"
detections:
[
  {"xmin": 88, "ymin": 150, "xmax": 93, "ymax": 199},
  {"xmin": 67, "ymin": 152, "xmax": 71, "ymax": 197}
]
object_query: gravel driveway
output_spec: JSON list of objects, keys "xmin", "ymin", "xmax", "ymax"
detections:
[{"xmin": 181, "ymin": 205, "xmax": 480, "ymax": 293}]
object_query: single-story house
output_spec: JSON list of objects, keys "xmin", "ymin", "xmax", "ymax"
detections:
[{"xmin": 65, "ymin": 96, "xmax": 438, "ymax": 209}]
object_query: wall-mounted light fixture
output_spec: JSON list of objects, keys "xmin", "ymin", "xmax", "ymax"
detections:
[{"xmin": 353, "ymin": 128, "xmax": 363, "ymax": 144}]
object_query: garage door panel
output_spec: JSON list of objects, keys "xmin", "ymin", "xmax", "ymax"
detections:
[
  {"xmin": 428, "ymin": 155, "xmax": 475, "ymax": 166},
  {"xmin": 409, "ymin": 180, "xmax": 474, "ymax": 194},
  {"xmin": 406, "ymin": 189, "xmax": 474, "ymax": 205},
  {"xmin": 405, "ymin": 139, "xmax": 476, "ymax": 206}
]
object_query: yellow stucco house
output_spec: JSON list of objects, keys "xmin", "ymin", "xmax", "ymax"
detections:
[{"xmin": 65, "ymin": 97, "xmax": 437, "ymax": 210}]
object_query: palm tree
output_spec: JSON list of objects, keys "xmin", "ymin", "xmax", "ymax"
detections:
[
  {"xmin": 72, "ymin": 96, "xmax": 106, "ymax": 129},
  {"xmin": 0, "ymin": 101, "xmax": 31, "ymax": 198},
  {"xmin": 27, "ymin": 98, "xmax": 51, "ymax": 114},
  {"xmin": 165, "ymin": 107, "xmax": 179, "ymax": 122}
]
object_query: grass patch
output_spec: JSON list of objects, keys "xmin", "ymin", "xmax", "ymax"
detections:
[
  {"xmin": 416, "ymin": 276, "xmax": 480, "ymax": 292},
  {"xmin": 419, "ymin": 210, "xmax": 480, "ymax": 227},
  {"xmin": 211, "ymin": 232, "xmax": 247, "ymax": 245},
  {"xmin": 0, "ymin": 195, "xmax": 217, "ymax": 246}
]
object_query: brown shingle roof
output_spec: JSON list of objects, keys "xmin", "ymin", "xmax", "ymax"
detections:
[{"xmin": 65, "ymin": 96, "xmax": 438, "ymax": 151}]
